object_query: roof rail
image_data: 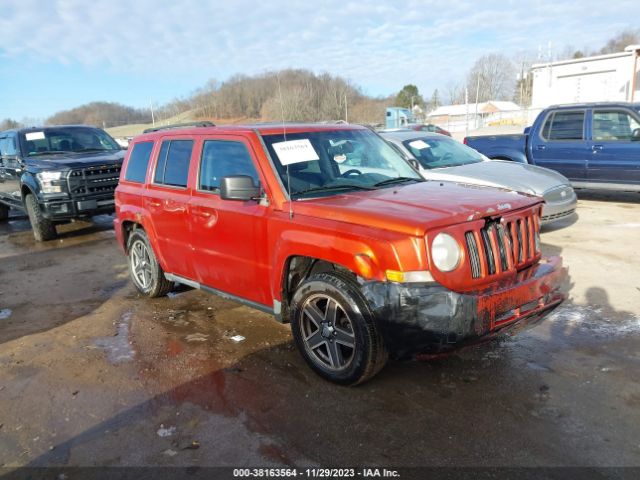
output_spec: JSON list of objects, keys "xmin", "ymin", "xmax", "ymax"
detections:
[{"xmin": 143, "ymin": 121, "xmax": 215, "ymax": 134}]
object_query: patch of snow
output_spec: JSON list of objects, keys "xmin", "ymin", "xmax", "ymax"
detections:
[
  {"xmin": 546, "ymin": 304, "xmax": 640, "ymax": 336},
  {"xmin": 94, "ymin": 311, "xmax": 135, "ymax": 363},
  {"xmin": 157, "ymin": 425, "xmax": 176, "ymax": 437}
]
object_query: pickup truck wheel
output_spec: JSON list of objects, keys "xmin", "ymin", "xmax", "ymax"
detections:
[
  {"xmin": 127, "ymin": 230, "xmax": 174, "ymax": 297},
  {"xmin": 290, "ymin": 272, "xmax": 388, "ymax": 385},
  {"xmin": 0, "ymin": 204, "xmax": 9, "ymax": 221},
  {"xmin": 25, "ymin": 194, "xmax": 57, "ymax": 241}
]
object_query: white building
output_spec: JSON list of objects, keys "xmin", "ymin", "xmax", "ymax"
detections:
[
  {"xmin": 426, "ymin": 101, "xmax": 523, "ymax": 133},
  {"xmin": 531, "ymin": 45, "xmax": 640, "ymax": 108}
]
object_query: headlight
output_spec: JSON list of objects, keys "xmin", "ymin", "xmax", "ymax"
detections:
[
  {"xmin": 36, "ymin": 171, "xmax": 64, "ymax": 193},
  {"xmin": 431, "ymin": 233, "xmax": 462, "ymax": 272}
]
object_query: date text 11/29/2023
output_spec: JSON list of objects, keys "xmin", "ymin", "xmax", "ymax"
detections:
[{"xmin": 233, "ymin": 468, "xmax": 400, "ymax": 478}]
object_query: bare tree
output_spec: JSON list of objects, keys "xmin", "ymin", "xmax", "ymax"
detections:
[
  {"xmin": 466, "ymin": 54, "xmax": 516, "ymax": 103},
  {"xmin": 599, "ymin": 29, "xmax": 640, "ymax": 55},
  {"xmin": 0, "ymin": 118, "xmax": 21, "ymax": 130},
  {"xmin": 46, "ymin": 102, "xmax": 151, "ymax": 128},
  {"xmin": 444, "ymin": 82, "xmax": 465, "ymax": 105}
]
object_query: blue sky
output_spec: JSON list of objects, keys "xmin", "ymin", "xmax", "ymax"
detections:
[{"xmin": 0, "ymin": 0, "xmax": 636, "ymax": 122}]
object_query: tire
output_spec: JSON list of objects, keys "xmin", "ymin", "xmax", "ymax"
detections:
[
  {"xmin": 290, "ymin": 271, "xmax": 388, "ymax": 385},
  {"xmin": 24, "ymin": 194, "xmax": 57, "ymax": 241},
  {"xmin": 0, "ymin": 204, "xmax": 9, "ymax": 222},
  {"xmin": 126, "ymin": 229, "xmax": 174, "ymax": 297}
]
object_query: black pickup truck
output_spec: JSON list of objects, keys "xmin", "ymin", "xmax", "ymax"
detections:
[{"xmin": 0, "ymin": 125, "xmax": 124, "ymax": 241}]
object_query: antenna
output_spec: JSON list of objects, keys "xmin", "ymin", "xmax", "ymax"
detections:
[{"xmin": 277, "ymin": 73, "xmax": 294, "ymax": 219}]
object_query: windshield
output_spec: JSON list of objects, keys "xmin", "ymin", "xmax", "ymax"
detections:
[
  {"xmin": 402, "ymin": 136, "xmax": 484, "ymax": 169},
  {"xmin": 19, "ymin": 127, "xmax": 120, "ymax": 157},
  {"xmin": 262, "ymin": 128, "xmax": 422, "ymax": 199}
]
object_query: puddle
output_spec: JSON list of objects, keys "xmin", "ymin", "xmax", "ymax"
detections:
[
  {"xmin": 0, "ymin": 309, "xmax": 12, "ymax": 320},
  {"xmin": 94, "ymin": 311, "xmax": 135, "ymax": 363}
]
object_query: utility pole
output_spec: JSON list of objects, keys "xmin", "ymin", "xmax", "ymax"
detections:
[
  {"xmin": 465, "ymin": 88, "xmax": 469, "ymax": 138},
  {"xmin": 345, "ymin": 94, "xmax": 348, "ymax": 123},
  {"xmin": 520, "ymin": 61, "xmax": 525, "ymax": 107},
  {"xmin": 474, "ymin": 75, "xmax": 481, "ymax": 129},
  {"xmin": 150, "ymin": 100, "xmax": 155, "ymax": 126}
]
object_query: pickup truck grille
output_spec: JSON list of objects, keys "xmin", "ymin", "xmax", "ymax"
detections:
[
  {"xmin": 464, "ymin": 212, "xmax": 539, "ymax": 279},
  {"xmin": 67, "ymin": 164, "xmax": 121, "ymax": 196}
]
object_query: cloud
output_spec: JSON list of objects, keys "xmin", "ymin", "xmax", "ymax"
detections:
[{"xmin": 0, "ymin": 0, "xmax": 637, "ymax": 97}]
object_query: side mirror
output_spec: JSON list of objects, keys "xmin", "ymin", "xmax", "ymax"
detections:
[
  {"xmin": 523, "ymin": 126, "xmax": 531, "ymax": 135},
  {"xmin": 220, "ymin": 175, "xmax": 261, "ymax": 201},
  {"xmin": 632, "ymin": 128, "xmax": 640, "ymax": 141}
]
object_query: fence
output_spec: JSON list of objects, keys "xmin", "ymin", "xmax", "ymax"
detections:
[{"xmin": 428, "ymin": 108, "xmax": 544, "ymax": 135}]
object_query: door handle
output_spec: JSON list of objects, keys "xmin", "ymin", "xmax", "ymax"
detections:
[
  {"xmin": 148, "ymin": 200, "xmax": 162, "ymax": 207},
  {"xmin": 592, "ymin": 145, "xmax": 603, "ymax": 152},
  {"xmin": 193, "ymin": 209, "xmax": 212, "ymax": 218},
  {"xmin": 536, "ymin": 145, "xmax": 546, "ymax": 151}
]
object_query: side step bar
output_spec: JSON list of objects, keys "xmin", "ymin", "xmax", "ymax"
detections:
[{"xmin": 164, "ymin": 272, "xmax": 277, "ymax": 317}]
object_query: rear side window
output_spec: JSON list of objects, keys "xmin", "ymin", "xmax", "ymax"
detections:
[
  {"xmin": 199, "ymin": 140, "xmax": 259, "ymax": 192},
  {"xmin": 124, "ymin": 141, "xmax": 153, "ymax": 183},
  {"xmin": 541, "ymin": 111, "xmax": 585, "ymax": 141},
  {"xmin": 154, "ymin": 140, "xmax": 193, "ymax": 188}
]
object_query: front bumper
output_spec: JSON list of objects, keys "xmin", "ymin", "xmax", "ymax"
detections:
[
  {"xmin": 40, "ymin": 194, "xmax": 116, "ymax": 221},
  {"xmin": 361, "ymin": 256, "xmax": 567, "ymax": 358}
]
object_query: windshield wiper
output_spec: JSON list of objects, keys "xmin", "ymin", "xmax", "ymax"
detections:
[
  {"xmin": 373, "ymin": 177, "xmax": 422, "ymax": 187},
  {"xmin": 74, "ymin": 148, "xmax": 110, "ymax": 153},
  {"xmin": 293, "ymin": 184, "xmax": 376, "ymax": 198},
  {"xmin": 28, "ymin": 150, "xmax": 68, "ymax": 156}
]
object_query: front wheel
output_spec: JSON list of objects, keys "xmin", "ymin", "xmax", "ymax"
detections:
[
  {"xmin": 126, "ymin": 229, "xmax": 174, "ymax": 297},
  {"xmin": 24, "ymin": 194, "xmax": 57, "ymax": 241},
  {"xmin": 290, "ymin": 272, "xmax": 388, "ymax": 385}
]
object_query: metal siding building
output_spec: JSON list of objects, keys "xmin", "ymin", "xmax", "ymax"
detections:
[{"xmin": 531, "ymin": 47, "xmax": 640, "ymax": 108}]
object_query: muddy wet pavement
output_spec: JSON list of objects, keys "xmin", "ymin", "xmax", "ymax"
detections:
[{"xmin": 0, "ymin": 195, "xmax": 639, "ymax": 473}]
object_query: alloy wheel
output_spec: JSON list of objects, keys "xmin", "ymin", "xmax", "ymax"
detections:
[
  {"xmin": 300, "ymin": 294, "xmax": 356, "ymax": 371},
  {"xmin": 130, "ymin": 240, "xmax": 153, "ymax": 290}
]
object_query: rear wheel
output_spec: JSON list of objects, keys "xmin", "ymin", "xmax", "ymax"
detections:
[
  {"xmin": 290, "ymin": 271, "xmax": 388, "ymax": 385},
  {"xmin": 25, "ymin": 194, "xmax": 57, "ymax": 241},
  {"xmin": 0, "ymin": 204, "xmax": 9, "ymax": 221},
  {"xmin": 127, "ymin": 229, "xmax": 173, "ymax": 297}
]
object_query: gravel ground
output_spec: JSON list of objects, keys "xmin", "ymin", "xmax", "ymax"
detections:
[{"xmin": 0, "ymin": 190, "xmax": 639, "ymax": 474}]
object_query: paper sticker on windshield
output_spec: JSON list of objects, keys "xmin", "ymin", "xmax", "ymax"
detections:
[
  {"xmin": 409, "ymin": 140, "xmax": 430, "ymax": 149},
  {"xmin": 272, "ymin": 139, "xmax": 319, "ymax": 165},
  {"xmin": 25, "ymin": 132, "xmax": 45, "ymax": 141}
]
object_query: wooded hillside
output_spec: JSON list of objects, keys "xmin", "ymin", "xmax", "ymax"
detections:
[{"xmin": 157, "ymin": 69, "xmax": 391, "ymax": 124}]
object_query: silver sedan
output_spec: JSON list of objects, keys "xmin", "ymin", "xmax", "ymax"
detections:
[{"xmin": 380, "ymin": 130, "xmax": 577, "ymax": 226}]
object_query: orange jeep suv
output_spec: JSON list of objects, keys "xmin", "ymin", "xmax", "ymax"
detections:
[{"xmin": 114, "ymin": 122, "xmax": 567, "ymax": 384}]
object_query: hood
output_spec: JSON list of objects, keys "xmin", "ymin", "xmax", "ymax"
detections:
[
  {"xmin": 25, "ymin": 150, "xmax": 125, "ymax": 170},
  {"xmin": 420, "ymin": 160, "xmax": 570, "ymax": 195},
  {"xmin": 290, "ymin": 181, "xmax": 542, "ymax": 236}
]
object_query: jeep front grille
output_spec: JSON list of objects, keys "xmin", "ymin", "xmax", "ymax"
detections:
[
  {"xmin": 67, "ymin": 164, "xmax": 121, "ymax": 196},
  {"xmin": 464, "ymin": 211, "xmax": 539, "ymax": 279}
]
